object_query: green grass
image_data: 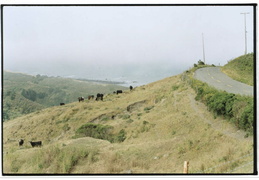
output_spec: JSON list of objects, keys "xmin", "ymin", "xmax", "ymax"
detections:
[{"xmin": 221, "ymin": 53, "xmax": 254, "ymax": 86}]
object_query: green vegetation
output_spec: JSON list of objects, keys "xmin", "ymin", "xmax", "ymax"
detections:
[
  {"xmin": 194, "ymin": 59, "xmax": 205, "ymax": 67},
  {"xmin": 74, "ymin": 123, "xmax": 126, "ymax": 143},
  {"xmin": 3, "ymin": 71, "xmax": 127, "ymax": 121},
  {"xmin": 221, "ymin": 53, "xmax": 254, "ymax": 86},
  {"xmin": 144, "ymin": 106, "xmax": 154, "ymax": 113}
]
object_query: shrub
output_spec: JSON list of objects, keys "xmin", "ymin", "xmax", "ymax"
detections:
[
  {"xmin": 126, "ymin": 119, "xmax": 134, "ymax": 123},
  {"xmin": 75, "ymin": 123, "xmax": 127, "ymax": 143},
  {"xmin": 207, "ymin": 92, "xmax": 236, "ymax": 118},
  {"xmin": 139, "ymin": 121, "xmax": 155, "ymax": 133},
  {"xmin": 198, "ymin": 60, "xmax": 205, "ymax": 65},
  {"xmin": 101, "ymin": 116, "xmax": 109, "ymax": 121},
  {"xmin": 75, "ymin": 123, "xmax": 113, "ymax": 141},
  {"xmin": 172, "ymin": 130, "xmax": 176, "ymax": 135},
  {"xmin": 144, "ymin": 106, "xmax": 154, "ymax": 111},
  {"xmin": 144, "ymin": 106, "xmax": 154, "ymax": 113},
  {"xmin": 122, "ymin": 114, "xmax": 131, "ymax": 119},
  {"xmin": 62, "ymin": 124, "xmax": 70, "ymax": 132},
  {"xmin": 172, "ymin": 85, "xmax": 180, "ymax": 91},
  {"xmin": 239, "ymin": 101, "xmax": 253, "ymax": 131},
  {"xmin": 114, "ymin": 129, "xmax": 127, "ymax": 143}
]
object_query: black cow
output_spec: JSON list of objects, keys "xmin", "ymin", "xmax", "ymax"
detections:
[
  {"xmin": 116, "ymin": 90, "xmax": 123, "ymax": 95},
  {"xmin": 88, "ymin": 95, "xmax": 94, "ymax": 100},
  {"xmin": 19, "ymin": 139, "xmax": 24, "ymax": 147},
  {"xmin": 96, "ymin": 93, "xmax": 104, "ymax": 101},
  {"xmin": 29, "ymin": 141, "xmax": 42, "ymax": 147},
  {"xmin": 60, "ymin": 103, "xmax": 65, "ymax": 106},
  {"xmin": 130, "ymin": 86, "xmax": 133, "ymax": 91},
  {"xmin": 78, "ymin": 97, "xmax": 84, "ymax": 102}
]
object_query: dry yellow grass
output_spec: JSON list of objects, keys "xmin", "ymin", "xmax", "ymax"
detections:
[{"xmin": 3, "ymin": 74, "xmax": 254, "ymax": 174}]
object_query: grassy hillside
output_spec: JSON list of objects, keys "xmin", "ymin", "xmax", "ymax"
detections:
[
  {"xmin": 3, "ymin": 71, "xmax": 127, "ymax": 121},
  {"xmin": 221, "ymin": 53, "xmax": 254, "ymax": 86},
  {"xmin": 3, "ymin": 73, "xmax": 253, "ymax": 174}
]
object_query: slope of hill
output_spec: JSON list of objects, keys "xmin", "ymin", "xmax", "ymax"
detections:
[
  {"xmin": 221, "ymin": 53, "xmax": 254, "ymax": 86},
  {"xmin": 3, "ymin": 73, "xmax": 253, "ymax": 174},
  {"xmin": 3, "ymin": 71, "xmax": 128, "ymax": 121}
]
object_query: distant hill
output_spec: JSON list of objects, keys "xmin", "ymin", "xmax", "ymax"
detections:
[
  {"xmin": 221, "ymin": 53, "xmax": 254, "ymax": 86},
  {"xmin": 3, "ymin": 71, "xmax": 128, "ymax": 121},
  {"xmin": 3, "ymin": 70, "xmax": 253, "ymax": 174}
]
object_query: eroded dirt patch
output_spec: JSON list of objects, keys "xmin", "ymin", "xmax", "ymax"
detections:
[{"xmin": 126, "ymin": 100, "xmax": 147, "ymax": 113}]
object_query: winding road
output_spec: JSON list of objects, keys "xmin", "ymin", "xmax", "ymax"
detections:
[{"xmin": 194, "ymin": 67, "xmax": 253, "ymax": 96}]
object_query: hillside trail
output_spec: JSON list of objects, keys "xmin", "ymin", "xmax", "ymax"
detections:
[{"xmin": 186, "ymin": 90, "xmax": 252, "ymax": 141}]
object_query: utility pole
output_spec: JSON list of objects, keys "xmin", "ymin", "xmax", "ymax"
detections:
[
  {"xmin": 240, "ymin": 12, "xmax": 249, "ymax": 54},
  {"xmin": 202, "ymin": 33, "xmax": 206, "ymax": 64}
]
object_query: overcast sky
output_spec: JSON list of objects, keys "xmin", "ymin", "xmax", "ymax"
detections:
[{"xmin": 2, "ymin": 5, "xmax": 254, "ymax": 84}]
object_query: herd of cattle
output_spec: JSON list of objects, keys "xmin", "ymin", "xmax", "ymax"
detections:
[
  {"xmin": 17, "ymin": 86, "xmax": 134, "ymax": 148},
  {"xmin": 60, "ymin": 86, "xmax": 133, "ymax": 106},
  {"xmin": 19, "ymin": 139, "xmax": 42, "ymax": 148}
]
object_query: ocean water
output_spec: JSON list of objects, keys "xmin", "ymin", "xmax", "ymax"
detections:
[
  {"xmin": 82, "ymin": 67, "xmax": 184, "ymax": 88},
  {"xmin": 111, "ymin": 71, "xmax": 179, "ymax": 87}
]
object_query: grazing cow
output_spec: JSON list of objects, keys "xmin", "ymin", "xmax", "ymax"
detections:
[
  {"xmin": 116, "ymin": 90, "xmax": 123, "ymax": 95},
  {"xmin": 78, "ymin": 97, "xmax": 84, "ymax": 102},
  {"xmin": 60, "ymin": 103, "xmax": 65, "ymax": 106},
  {"xmin": 19, "ymin": 139, "xmax": 24, "ymax": 147},
  {"xmin": 88, "ymin": 95, "xmax": 94, "ymax": 100},
  {"xmin": 96, "ymin": 93, "xmax": 104, "ymax": 101},
  {"xmin": 130, "ymin": 86, "xmax": 133, "ymax": 91},
  {"xmin": 29, "ymin": 141, "xmax": 42, "ymax": 148}
]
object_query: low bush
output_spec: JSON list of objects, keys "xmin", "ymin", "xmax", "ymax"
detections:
[
  {"xmin": 114, "ymin": 129, "xmax": 127, "ymax": 143},
  {"xmin": 74, "ymin": 123, "xmax": 127, "ymax": 143},
  {"xmin": 172, "ymin": 85, "xmax": 180, "ymax": 91},
  {"xmin": 75, "ymin": 123, "xmax": 113, "ymax": 141},
  {"xmin": 144, "ymin": 106, "xmax": 154, "ymax": 113}
]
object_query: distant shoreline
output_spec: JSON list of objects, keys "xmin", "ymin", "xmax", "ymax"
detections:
[
  {"xmin": 75, "ymin": 78, "xmax": 126, "ymax": 85},
  {"xmin": 3, "ymin": 70, "xmax": 164, "ymax": 88}
]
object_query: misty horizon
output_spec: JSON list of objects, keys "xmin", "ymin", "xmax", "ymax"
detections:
[
  {"xmin": 3, "ymin": 5, "xmax": 254, "ymax": 86},
  {"xmin": 4, "ymin": 61, "xmax": 187, "ymax": 87}
]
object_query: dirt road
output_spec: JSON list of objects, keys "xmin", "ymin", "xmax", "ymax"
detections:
[{"xmin": 194, "ymin": 67, "xmax": 253, "ymax": 96}]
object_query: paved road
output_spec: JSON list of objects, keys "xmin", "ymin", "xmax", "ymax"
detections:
[{"xmin": 194, "ymin": 67, "xmax": 253, "ymax": 96}]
